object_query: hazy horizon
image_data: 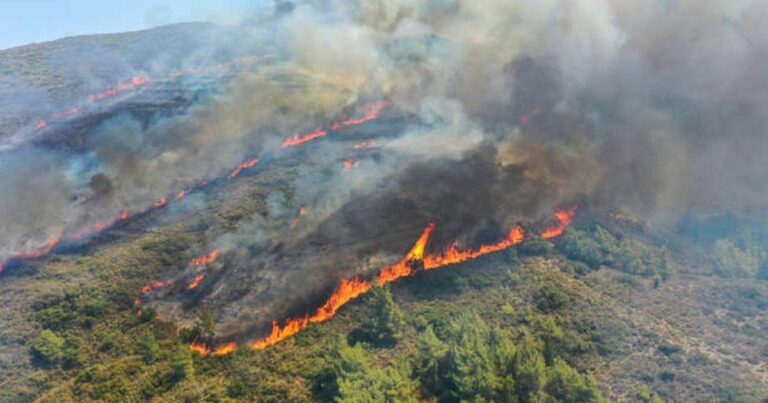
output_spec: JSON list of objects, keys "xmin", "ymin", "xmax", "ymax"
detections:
[{"xmin": 0, "ymin": 0, "xmax": 261, "ymax": 51}]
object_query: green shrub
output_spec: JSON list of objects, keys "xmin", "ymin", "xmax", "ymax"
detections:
[{"xmin": 31, "ymin": 330, "xmax": 64, "ymax": 366}]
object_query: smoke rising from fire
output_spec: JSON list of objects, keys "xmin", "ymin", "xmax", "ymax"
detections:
[{"xmin": 4, "ymin": 0, "xmax": 768, "ymax": 344}]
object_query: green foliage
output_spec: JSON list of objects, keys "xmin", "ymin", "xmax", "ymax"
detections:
[
  {"xmin": 328, "ymin": 338, "xmax": 418, "ymax": 403},
  {"xmin": 519, "ymin": 236, "xmax": 554, "ymax": 256},
  {"xmin": 561, "ymin": 228, "xmax": 608, "ymax": 269},
  {"xmin": 135, "ymin": 330, "xmax": 160, "ymax": 364},
  {"xmin": 363, "ymin": 285, "xmax": 406, "ymax": 346},
  {"xmin": 711, "ymin": 239, "xmax": 761, "ymax": 278},
  {"xmin": 545, "ymin": 358, "xmax": 606, "ymax": 402},
  {"xmin": 62, "ymin": 334, "xmax": 83, "ymax": 369},
  {"xmin": 31, "ymin": 329, "xmax": 64, "ymax": 366},
  {"xmin": 98, "ymin": 330, "xmax": 119, "ymax": 352},
  {"xmin": 533, "ymin": 283, "xmax": 568, "ymax": 313},
  {"xmin": 514, "ymin": 330, "xmax": 547, "ymax": 402},
  {"xmin": 169, "ymin": 346, "xmax": 194, "ymax": 383},
  {"xmin": 75, "ymin": 363, "xmax": 131, "ymax": 400},
  {"xmin": 414, "ymin": 311, "xmax": 604, "ymax": 403},
  {"xmin": 416, "ymin": 325, "xmax": 448, "ymax": 391},
  {"xmin": 34, "ymin": 290, "xmax": 109, "ymax": 330},
  {"xmin": 559, "ymin": 227, "xmax": 676, "ymax": 280}
]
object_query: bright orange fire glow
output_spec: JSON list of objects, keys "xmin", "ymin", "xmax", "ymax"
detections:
[
  {"xmin": 154, "ymin": 197, "xmax": 168, "ymax": 208},
  {"xmin": 190, "ymin": 339, "xmax": 211, "ymax": 356},
  {"xmin": 212, "ymin": 342, "xmax": 237, "ymax": 356},
  {"xmin": 228, "ymin": 158, "xmax": 260, "ymax": 179},
  {"xmin": 282, "ymin": 128, "xmax": 328, "ymax": 147},
  {"xmin": 422, "ymin": 227, "xmax": 525, "ymax": 270},
  {"xmin": 342, "ymin": 159, "xmax": 359, "ymax": 169},
  {"xmin": 88, "ymin": 76, "xmax": 150, "ymax": 102},
  {"xmin": 188, "ymin": 274, "xmax": 205, "ymax": 289},
  {"xmin": 141, "ymin": 279, "xmax": 173, "ymax": 294},
  {"xmin": 250, "ymin": 276, "xmax": 372, "ymax": 349},
  {"xmin": 377, "ymin": 223, "xmax": 434, "ymax": 285},
  {"xmin": 191, "ymin": 250, "xmax": 219, "ymax": 266},
  {"xmin": 230, "ymin": 209, "xmax": 575, "ymax": 354},
  {"xmin": 541, "ymin": 207, "xmax": 577, "ymax": 239},
  {"xmin": 282, "ymin": 101, "xmax": 390, "ymax": 148}
]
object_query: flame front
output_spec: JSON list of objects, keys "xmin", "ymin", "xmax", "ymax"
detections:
[
  {"xmin": 192, "ymin": 208, "xmax": 575, "ymax": 355},
  {"xmin": 541, "ymin": 207, "xmax": 577, "ymax": 239},
  {"xmin": 191, "ymin": 250, "xmax": 219, "ymax": 266},
  {"xmin": 228, "ymin": 158, "xmax": 260, "ymax": 179},
  {"xmin": 188, "ymin": 274, "xmax": 205, "ymax": 289}
]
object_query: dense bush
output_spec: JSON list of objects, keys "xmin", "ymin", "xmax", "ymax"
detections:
[
  {"xmin": 559, "ymin": 227, "xmax": 676, "ymax": 280},
  {"xmin": 414, "ymin": 311, "xmax": 605, "ymax": 402}
]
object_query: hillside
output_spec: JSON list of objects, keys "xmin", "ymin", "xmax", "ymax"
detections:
[
  {"xmin": 0, "ymin": 122, "xmax": 765, "ymax": 401},
  {"xmin": 2, "ymin": 3, "xmax": 768, "ymax": 403}
]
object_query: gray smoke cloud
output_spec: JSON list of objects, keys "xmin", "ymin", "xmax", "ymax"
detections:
[{"xmin": 4, "ymin": 0, "xmax": 768, "ymax": 338}]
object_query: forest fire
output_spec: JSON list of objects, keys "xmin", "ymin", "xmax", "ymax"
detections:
[
  {"xmin": 342, "ymin": 159, "xmax": 359, "ymax": 169},
  {"xmin": 191, "ymin": 250, "xmax": 219, "ymax": 266},
  {"xmin": 541, "ymin": 207, "xmax": 577, "ymax": 239},
  {"xmin": 281, "ymin": 101, "xmax": 390, "ymax": 148},
  {"xmin": 203, "ymin": 209, "xmax": 575, "ymax": 355},
  {"xmin": 188, "ymin": 274, "xmax": 205, "ymax": 289},
  {"xmin": 141, "ymin": 279, "xmax": 173, "ymax": 294},
  {"xmin": 228, "ymin": 158, "xmax": 260, "ymax": 179},
  {"xmin": 1, "ymin": 100, "xmax": 388, "ymax": 276},
  {"xmin": 88, "ymin": 75, "xmax": 150, "ymax": 102},
  {"xmin": 282, "ymin": 128, "xmax": 328, "ymax": 147}
]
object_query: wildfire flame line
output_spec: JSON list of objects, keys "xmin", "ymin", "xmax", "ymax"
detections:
[
  {"xmin": 281, "ymin": 101, "xmax": 390, "ymax": 148},
  {"xmin": 1, "ymin": 101, "xmax": 389, "ymax": 275},
  {"xmin": 192, "ymin": 208, "xmax": 576, "ymax": 355}
]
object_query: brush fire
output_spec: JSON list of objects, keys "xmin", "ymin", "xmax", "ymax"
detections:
[{"xmin": 190, "ymin": 208, "xmax": 575, "ymax": 356}]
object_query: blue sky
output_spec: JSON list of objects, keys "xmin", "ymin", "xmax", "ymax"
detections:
[{"xmin": 0, "ymin": 0, "xmax": 261, "ymax": 50}]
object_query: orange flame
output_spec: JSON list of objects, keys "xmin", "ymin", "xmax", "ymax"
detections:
[
  {"xmin": 250, "ymin": 276, "xmax": 372, "ymax": 349},
  {"xmin": 228, "ymin": 158, "xmax": 260, "ymax": 179},
  {"xmin": 191, "ymin": 250, "xmax": 219, "ymax": 266},
  {"xmin": 282, "ymin": 101, "xmax": 390, "ymax": 148},
  {"xmin": 212, "ymin": 342, "xmax": 237, "ymax": 356},
  {"xmin": 342, "ymin": 159, "xmax": 359, "ymax": 169},
  {"xmin": 141, "ymin": 279, "xmax": 173, "ymax": 294},
  {"xmin": 154, "ymin": 197, "xmax": 168, "ymax": 208},
  {"xmin": 377, "ymin": 223, "xmax": 434, "ymax": 285},
  {"xmin": 199, "ymin": 209, "xmax": 576, "ymax": 355},
  {"xmin": 188, "ymin": 274, "xmax": 205, "ymax": 290},
  {"xmin": 282, "ymin": 128, "xmax": 328, "ymax": 148},
  {"xmin": 423, "ymin": 227, "xmax": 525, "ymax": 270},
  {"xmin": 190, "ymin": 339, "xmax": 211, "ymax": 356},
  {"xmin": 541, "ymin": 207, "xmax": 577, "ymax": 239},
  {"xmin": 88, "ymin": 75, "xmax": 149, "ymax": 102}
]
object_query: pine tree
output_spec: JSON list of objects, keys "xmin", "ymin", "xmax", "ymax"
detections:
[
  {"xmin": 514, "ymin": 329, "xmax": 546, "ymax": 403},
  {"xmin": 365, "ymin": 285, "xmax": 406, "ymax": 346},
  {"xmin": 416, "ymin": 325, "xmax": 448, "ymax": 391}
]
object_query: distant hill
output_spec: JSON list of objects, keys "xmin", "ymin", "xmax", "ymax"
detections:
[{"xmin": 0, "ymin": 22, "xmax": 257, "ymax": 135}]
